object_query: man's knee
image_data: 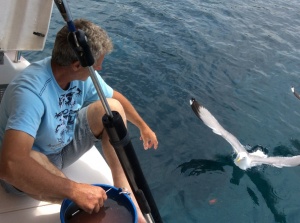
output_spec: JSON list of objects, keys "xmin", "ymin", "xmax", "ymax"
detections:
[
  {"xmin": 88, "ymin": 99, "xmax": 125, "ymax": 123},
  {"xmin": 87, "ymin": 99, "xmax": 126, "ymax": 138},
  {"xmin": 90, "ymin": 99, "xmax": 123, "ymax": 114},
  {"xmin": 107, "ymin": 98, "xmax": 124, "ymax": 113}
]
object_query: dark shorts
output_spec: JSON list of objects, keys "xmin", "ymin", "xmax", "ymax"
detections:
[{"xmin": 0, "ymin": 106, "xmax": 100, "ymax": 195}]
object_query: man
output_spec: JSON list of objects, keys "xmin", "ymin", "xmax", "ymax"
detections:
[{"xmin": 0, "ymin": 19, "xmax": 158, "ymax": 223}]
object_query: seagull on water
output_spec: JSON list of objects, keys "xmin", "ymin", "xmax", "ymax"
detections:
[{"xmin": 190, "ymin": 98, "xmax": 300, "ymax": 170}]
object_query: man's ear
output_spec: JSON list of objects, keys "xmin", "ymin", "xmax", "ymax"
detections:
[{"xmin": 71, "ymin": 61, "xmax": 81, "ymax": 71}]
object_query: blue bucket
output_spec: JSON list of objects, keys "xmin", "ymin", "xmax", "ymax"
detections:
[{"xmin": 60, "ymin": 184, "xmax": 137, "ymax": 223}]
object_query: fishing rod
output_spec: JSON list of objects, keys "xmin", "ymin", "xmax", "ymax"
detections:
[{"xmin": 53, "ymin": 1, "xmax": 163, "ymax": 222}]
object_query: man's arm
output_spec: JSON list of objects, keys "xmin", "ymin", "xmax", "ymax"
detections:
[
  {"xmin": 0, "ymin": 129, "xmax": 107, "ymax": 213},
  {"xmin": 112, "ymin": 90, "xmax": 158, "ymax": 150}
]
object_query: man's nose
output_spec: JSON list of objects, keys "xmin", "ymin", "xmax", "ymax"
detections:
[{"xmin": 94, "ymin": 65, "xmax": 102, "ymax": 70}]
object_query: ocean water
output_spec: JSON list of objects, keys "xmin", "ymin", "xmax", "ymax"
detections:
[{"xmin": 24, "ymin": 0, "xmax": 300, "ymax": 222}]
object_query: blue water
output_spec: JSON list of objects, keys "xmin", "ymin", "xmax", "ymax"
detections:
[{"xmin": 24, "ymin": 0, "xmax": 300, "ymax": 222}]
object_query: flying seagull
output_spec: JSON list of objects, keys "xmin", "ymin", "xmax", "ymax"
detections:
[
  {"xmin": 291, "ymin": 86, "xmax": 300, "ymax": 100},
  {"xmin": 190, "ymin": 98, "xmax": 300, "ymax": 170}
]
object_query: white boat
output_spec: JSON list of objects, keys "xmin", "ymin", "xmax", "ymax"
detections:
[{"xmin": 0, "ymin": 1, "xmax": 114, "ymax": 222}]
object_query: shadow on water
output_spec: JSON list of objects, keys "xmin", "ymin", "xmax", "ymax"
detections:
[{"xmin": 176, "ymin": 140, "xmax": 300, "ymax": 223}]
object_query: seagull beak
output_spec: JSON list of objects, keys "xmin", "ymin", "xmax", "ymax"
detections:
[{"xmin": 236, "ymin": 157, "xmax": 241, "ymax": 162}]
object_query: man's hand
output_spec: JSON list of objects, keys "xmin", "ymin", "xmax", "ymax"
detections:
[
  {"xmin": 139, "ymin": 125, "xmax": 158, "ymax": 150},
  {"xmin": 71, "ymin": 183, "xmax": 107, "ymax": 214}
]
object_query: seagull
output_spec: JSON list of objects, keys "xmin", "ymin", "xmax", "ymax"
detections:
[
  {"xmin": 291, "ymin": 86, "xmax": 300, "ymax": 100},
  {"xmin": 190, "ymin": 98, "xmax": 300, "ymax": 170}
]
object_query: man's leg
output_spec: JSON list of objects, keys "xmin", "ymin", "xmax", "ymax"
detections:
[
  {"xmin": 87, "ymin": 99, "xmax": 147, "ymax": 223},
  {"xmin": 30, "ymin": 150, "xmax": 66, "ymax": 178},
  {"xmin": 28, "ymin": 150, "xmax": 66, "ymax": 202}
]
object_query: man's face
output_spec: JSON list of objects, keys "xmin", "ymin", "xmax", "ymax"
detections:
[
  {"xmin": 77, "ymin": 54, "xmax": 105, "ymax": 81},
  {"xmin": 93, "ymin": 54, "xmax": 105, "ymax": 71}
]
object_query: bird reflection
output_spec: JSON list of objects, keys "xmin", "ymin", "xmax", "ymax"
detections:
[
  {"xmin": 178, "ymin": 158, "xmax": 225, "ymax": 176},
  {"xmin": 177, "ymin": 141, "xmax": 300, "ymax": 223}
]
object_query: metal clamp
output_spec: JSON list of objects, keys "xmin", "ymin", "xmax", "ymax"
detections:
[{"xmin": 119, "ymin": 187, "xmax": 131, "ymax": 196}]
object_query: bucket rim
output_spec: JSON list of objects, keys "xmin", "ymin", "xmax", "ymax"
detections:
[{"xmin": 60, "ymin": 183, "xmax": 137, "ymax": 223}]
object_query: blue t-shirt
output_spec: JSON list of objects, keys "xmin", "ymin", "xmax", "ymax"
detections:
[{"xmin": 0, "ymin": 57, "xmax": 113, "ymax": 155}]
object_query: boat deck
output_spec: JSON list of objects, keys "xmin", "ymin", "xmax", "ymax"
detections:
[{"xmin": 0, "ymin": 146, "xmax": 113, "ymax": 223}]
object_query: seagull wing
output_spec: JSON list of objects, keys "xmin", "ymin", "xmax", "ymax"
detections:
[
  {"xmin": 190, "ymin": 98, "xmax": 246, "ymax": 154},
  {"xmin": 291, "ymin": 86, "xmax": 300, "ymax": 100},
  {"xmin": 250, "ymin": 155, "xmax": 300, "ymax": 168}
]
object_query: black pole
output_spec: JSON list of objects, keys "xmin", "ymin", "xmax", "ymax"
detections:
[
  {"xmin": 53, "ymin": 0, "xmax": 163, "ymax": 222},
  {"xmin": 103, "ymin": 112, "xmax": 163, "ymax": 222}
]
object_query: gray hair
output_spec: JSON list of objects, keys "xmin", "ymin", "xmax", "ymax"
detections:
[{"xmin": 52, "ymin": 19, "xmax": 113, "ymax": 66}]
